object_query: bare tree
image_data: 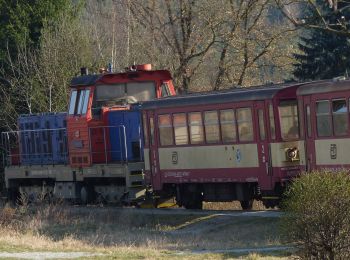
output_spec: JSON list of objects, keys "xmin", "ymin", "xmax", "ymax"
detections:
[
  {"xmin": 130, "ymin": 0, "xmax": 217, "ymax": 91},
  {"xmin": 275, "ymin": 0, "xmax": 350, "ymax": 36},
  {"xmin": 211, "ymin": 0, "xmax": 297, "ymax": 90}
]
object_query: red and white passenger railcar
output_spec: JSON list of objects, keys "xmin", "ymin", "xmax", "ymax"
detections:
[
  {"xmin": 297, "ymin": 78, "xmax": 350, "ymax": 171},
  {"xmin": 141, "ymin": 84, "xmax": 306, "ymax": 209}
]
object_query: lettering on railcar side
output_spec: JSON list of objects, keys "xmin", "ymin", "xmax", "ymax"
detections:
[
  {"xmin": 330, "ymin": 144, "xmax": 337, "ymax": 160},
  {"xmin": 172, "ymin": 151, "xmax": 178, "ymax": 164},
  {"xmin": 236, "ymin": 149, "xmax": 241, "ymax": 163},
  {"xmin": 164, "ymin": 171, "xmax": 190, "ymax": 178}
]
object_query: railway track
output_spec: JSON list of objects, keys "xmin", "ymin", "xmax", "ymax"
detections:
[{"xmin": 56, "ymin": 205, "xmax": 282, "ymax": 218}]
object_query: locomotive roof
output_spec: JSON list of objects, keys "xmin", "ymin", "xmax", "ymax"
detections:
[
  {"xmin": 297, "ymin": 78, "xmax": 350, "ymax": 95},
  {"xmin": 70, "ymin": 70, "xmax": 172, "ymax": 87},
  {"xmin": 140, "ymin": 83, "xmax": 294, "ymax": 110}
]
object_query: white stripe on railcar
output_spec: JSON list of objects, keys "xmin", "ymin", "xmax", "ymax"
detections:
[{"xmin": 158, "ymin": 144, "xmax": 259, "ymax": 170}]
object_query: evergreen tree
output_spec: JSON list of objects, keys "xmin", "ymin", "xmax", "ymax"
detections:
[
  {"xmin": 293, "ymin": 1, "xmax": 350, "ymax": 81},
  {"xmin": 0, "ymin": 0, "xmax": 73, "ymax": 67}
]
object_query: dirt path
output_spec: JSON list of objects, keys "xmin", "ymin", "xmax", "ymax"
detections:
[
  {"xmin": 176, "ymin": 245, "xmax": 294, "ymax": 255},
  {"xmin": 0, "ymin": 252, "xmax": 103, "ymax": 259}
]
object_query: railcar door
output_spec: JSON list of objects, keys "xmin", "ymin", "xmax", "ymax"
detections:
[
  {"xmin": 303, "ymin": 96, "xmax": 315, "ymax": 171},
  {"xmin": 255, "ymin": 101, "xmax": 272, "ymax": 189},
  {"xmin": 147, "ymin": 112, "xmax": 162, "ymax": 190}
]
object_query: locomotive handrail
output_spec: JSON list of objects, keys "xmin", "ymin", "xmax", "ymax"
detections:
[
  {"xmin": 88, "ymin": 125, "xmax": 130, "ymax": 164},
  {"xmin": 1, "ymin": 128, "xmax": 68, "ymax": 167}
]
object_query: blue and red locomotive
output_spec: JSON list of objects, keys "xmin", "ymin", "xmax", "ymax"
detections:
[{"xmin": 2, "ymin": 64, "xmax": 176, "ymax": 204}]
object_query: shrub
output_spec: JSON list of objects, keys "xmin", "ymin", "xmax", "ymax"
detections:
[{"xmin": 281, "ymin": 170, "xmax": 350, "ymax": 260}]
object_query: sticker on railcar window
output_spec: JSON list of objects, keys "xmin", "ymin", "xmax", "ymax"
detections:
[
  {"xmin": 236, "ymin": 149, "xmax": 241, "ymax": 163},
  {"xmin": 330, "ymin": 144, "xmax": 337, "ymax": 160}
]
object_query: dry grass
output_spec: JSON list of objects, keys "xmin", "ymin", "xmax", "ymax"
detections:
[{"xmin": 0, "ymin": 203, "xmax": 289, "ymax": 259}]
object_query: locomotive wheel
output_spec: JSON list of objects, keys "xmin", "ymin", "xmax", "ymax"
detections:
[
  {"xmin": 7, "ymin": 187, "xmax": 20, "ymax": 205},
  {"xmin": 80, "ymin": 185, "xmax": 95, "ymax": 204},
  {"xmin": 240, "ymin": 199, "xmax": 253, "ymax": 210}
]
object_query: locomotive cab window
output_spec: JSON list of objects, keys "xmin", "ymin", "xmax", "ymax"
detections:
[
  {"xmin": 93, "ymin": 82, "xmax": 156, "ymax": 108},
  {"xmin": 278, "ymin": 100, "xmax": 299, "ymax": 140},
  {"xmin": 161, "ymin": 82, "xmax": 171, "ymax": 97},
  {"xmin": 68, "ymin": 90, "xmax": 77, "ymax": 115},
  {"xmin": 68, "ymin": 89, "xmax": 90, "ymax": 116}
]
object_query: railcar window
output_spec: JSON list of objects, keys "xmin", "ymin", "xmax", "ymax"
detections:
[
  {"xmin": 220, "ymin": 109, "xmax": 236, "ymax": 142},
  {"xmin": 306, "ymin": 105, "xmax": 312, "ymax": 137},
  {"xmin": 316, "ymin": 100, "xmax": 332, "ymax": 137},
  {"xmin": 279, "ymin": 101, "xmax": 299, "ymax": 140},
  {"xmin": 237, "ymin": 108, "xmax": 253, "ymax": 142},
  {"xmin": 142, "ymin": 113, "xmax": 149, "ymax": 146},
  {"xmin": 269, "ymin": 104, "xmax": 276, "ymax": 140},
  {"xmin": 258, "ymin": 109, "xmax": 266, "ymax": 141},
  {"xmin": 173, "ymin": 113, "xmax": 188, "ymax": 145},
  {"xmin": 150, "ymin": 118, "xmax": 155, "ymax": 145},
  {"xmin": 189, "ymin": 112, "xmax": 204, "ymax": 144},
  {"xmin": 158, "ymin": 115, "xmax": 173, "ymax": 146},
  {"xmin": 204, "ymin": 111, "xmax": 220, "ymax": 143},
  {"xmin": 333, "ymin": 99, "xmax": 348, "ymax": 136}
]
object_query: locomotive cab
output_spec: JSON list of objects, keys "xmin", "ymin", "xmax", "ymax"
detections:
[{"xmin": 67, "ymin": 65, "xmax": 176, "ymax": 168}]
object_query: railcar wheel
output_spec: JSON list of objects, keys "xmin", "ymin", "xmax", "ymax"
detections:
[
  {"xmin": 262, "ymin": 199, "xmax": 279, "ymax": 209},
  {"xmin": 183, "ymin": 194, "xmax": 203, "ymax": 210},
  {"xmin": 240, "ymin": 199, "xmax": 253, "ymax": 210},
  {"xmin": 183, "ymin": 200, "xmax": 203, "ymax": 210}
]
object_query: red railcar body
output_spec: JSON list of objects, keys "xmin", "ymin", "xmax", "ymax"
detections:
[{"xmin": 141, "ymin": 83, "xmax": 307, "ymax": 208}]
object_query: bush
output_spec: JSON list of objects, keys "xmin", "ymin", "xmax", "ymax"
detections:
[{"xmin": 281, "ymin": 170, "xmax": 350, "ymax": 260}]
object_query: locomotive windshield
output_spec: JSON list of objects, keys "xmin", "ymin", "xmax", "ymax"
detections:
[
  {"xmin": 94, "ymin": 81, "xmax": 156, "ymax": 107},
  {"xmin": 69, "ymin": 89, "xmax": 90, "ymax": 115},
  {"xmin": 278, "ymin": 100, "xmax": 299, "ymax": 140}
]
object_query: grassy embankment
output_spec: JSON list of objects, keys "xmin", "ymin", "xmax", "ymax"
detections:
[{"xmin": 0, "ymin": 201, "xmax": 291, "ymax": 259}]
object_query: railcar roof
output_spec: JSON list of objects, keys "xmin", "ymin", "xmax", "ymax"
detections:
[
  {"xmin": 297, "ymin": 78, "xmax": 350, "ymax": 95},
  {"xmin": 140, "ymin": 83, "xmax": 295, "ymax": 110}
]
